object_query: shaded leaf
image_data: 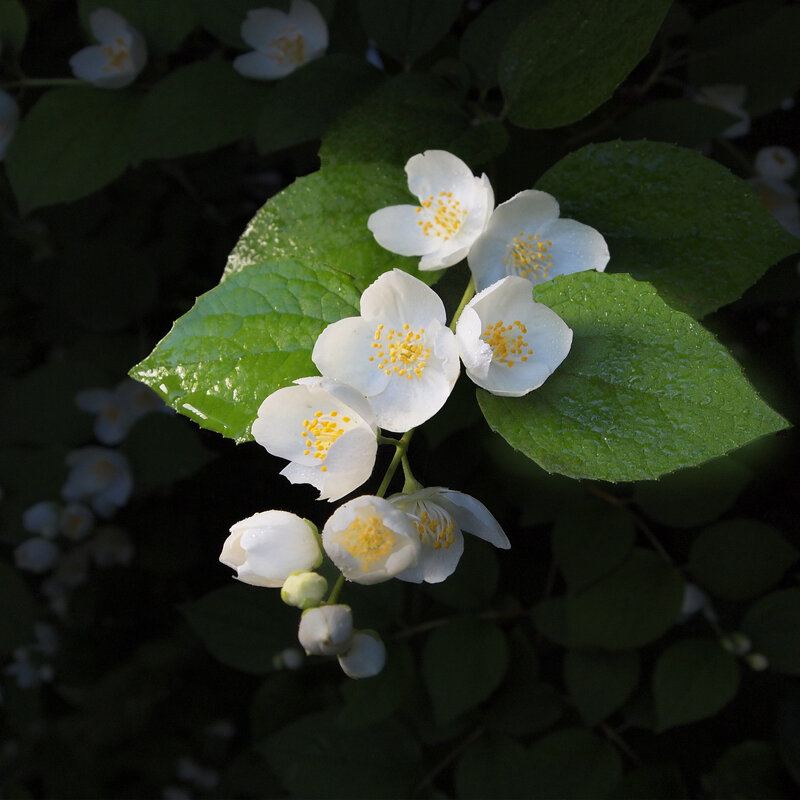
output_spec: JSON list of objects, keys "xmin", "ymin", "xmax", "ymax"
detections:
[
  {"xmin": 742, "ymin": 589, "xmax": 800, "ymax": 676},
  {"xmin": 565, "ymin": 648, "xmax": 640, "ymax": 726}
]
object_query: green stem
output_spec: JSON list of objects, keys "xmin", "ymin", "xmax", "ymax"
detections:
[
  {"xmin": 449, "ymin": 277, "xmax": 476, "ymax": 331},
  {"xmin": 1, "ymin": 78, "xmax": 84, "ymax": 89},
  {"xmin": 401, "ymin": 453, "xmax": 422, "ymax": 494},
  {"xmin": 326, "ymin": 573, "xmax": 346, "ymax": 605},
  {"xmin": 375, "ymin": 429, "xmax": 414, "ymax": 498}
]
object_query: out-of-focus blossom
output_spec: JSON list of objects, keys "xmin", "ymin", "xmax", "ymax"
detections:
[
  {"xmin": 234, "ymin": 0, "xmax": 328, "ymax": 80},
  {"xmin": 693, "ymin": 84, "xmax": 750, "ymax": 138},
  {"xmin": 272, "ymin": 647, "xmax": 305, "ymax": 670},
  {"xmin": 177, "ymin": 757, "xmax": 219, "ymax": 792},
  {"xmin": 59, "ymin": 503, "xmax": 95, "ymax": 541},
  {"xmin": 22, "ymin": 501, "xmax": 61, "ymax": 539},
  {"xmin": 69, "ymin": 8, "xmax": 147, "ymax": 89},
  {"xmin": 88, "ymin": 525, "xmax": 135, "ymax": 567},
  {"xmin": 76, "ymin": 378, "xmax": 164, "ymax": 445},
  {"xmin": 61, "ymin": 447, "xmax": 133, "ymax": 517},
  {"xmin": 14, "ymin": 537, "xmax": 60, "ymax": 573},
  {"xmin": 750, "ymin": 147, "xmax": 800, "ymax": 238},
  {"xmin": 0, "ymin": 90, "xmax": 20, "ymax": 161}
]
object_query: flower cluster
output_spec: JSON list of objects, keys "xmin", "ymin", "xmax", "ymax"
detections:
[{"xmin": 219, "ymin": 150, "xmax": 608, "ymax": 677}]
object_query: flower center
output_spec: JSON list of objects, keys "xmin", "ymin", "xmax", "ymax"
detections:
[
  {"xmin": 415, "ymin": 192, "xmax": 467, "ymax": 241},
  {"xmin": 414, "ymin": 503, "xmax": 455, "ymax": 550},
  {"xmin": 370, "ymin": 323, "xmax": 430, "ymax": 380},
  {"xmin": 301, "ymin": 410, "xmax": 351, "ymax": 472},
  {"xmin": 505, "ymin": 232, "xmax": 553, "ymax": 280},
  {"xmin": 101, "ymin": 37, "xmax": 131, "ymax": 72},
  {"xmin": 269, "ymin": 28, "xmax": 306, "ymax": 65},
  {"xmin": 343, "ymin": 514, "xmax": 395, "ymax": 570},
  {"xmin": 482, "ymin": 319, "xmax": 533, "ymax": 369}
]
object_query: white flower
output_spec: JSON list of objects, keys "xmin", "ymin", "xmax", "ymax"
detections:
[
  {"xmin": 456, "ymin": 276, "xmax": 573, "ymax": 397},
  {"xmin": 281, "ymin": 571, "xmax": 328, "ymax": 609},
  {"xmin": 388, "ymin": 487, "xmax": 509, "ymax": 583},
  {"xmin": 467, "ymin": 190, "xmax": 609, "ymax": 292},
  {"xmin": 61, "ymin": 447, "xmax": 133, "ymax": 517},
  {"xmin": 22, "ymin": 501, "xmax": 61, "ymax": 539},
  {"xmin": 312, "ymin": 269, "xmax": 460, "ymax": 432},
  {"xmin": 0, "ymin": 89, "xmax": 20, "ymax": 161},
  {"xmin": 13, "ymin": 537, "xmax": 59, "ymax": 573},
  {"xmin": 749, "ymin": 175, "xmax": 800, "ymax": 239},
  {"xmin": 88, "ymin": 526, "xmax": 134, "ymax": 567},
  {"xmin": 59, "ymin": 503, "xmax": 94, "ymax": 541},
  {"xmin": 368, "ymin": 150, "xmax": 494, "ymax": 270},
  {"xmin": 693, "ymin": 84, "xmax": 750, "ymax": 139},
  {"xmin": 297, "ymin": 604, "xmax": 354, "ymax": 655},
  {"xmin": 69, "ymin": 8, "xmax": 148, "ymax": 89},
  {"xmin": 75, "ymin": 378, "xmax": 164, "ymax": 445},
  {"xmin": 220, "ymin": 510, "xmax": 321, "ymax": 588},
  {"xmin": 321, "ymin": 495, "xmax": 420, "ymax": 585},
  {"xmin": 273, "ymin": 646, "xmax": 305, "ymax": 670},
  {"xmin": 338, "ymin": 631, "xmax": 386, "ymax": 679},
  {"xmin": 755, "ymin": 146, "xmax": 797, "ymax": 181},
  {"xmin": 252, "ymin": 377, "xmax": 378, "ymax": 502},
  {"xmin": 234, "ymin": 0, "xmax": 328, "ymax": 80}
]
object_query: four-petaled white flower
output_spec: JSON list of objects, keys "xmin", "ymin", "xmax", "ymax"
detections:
[
  {"xmin": 456, "ymin": 276, "xmax": 573, "ymax": 397},
  {"xmin": 693, "ymin": 84, "xmax": 750, "ymax": 139},
  {"xmin": 69, "ymin": 8, "xmax": 148, "ymax": 89},
  {"xmin": 467, "ymin": 190, "xmax": 609, "ymax": 292},
  {"xmin": 313, "ymin": 269, "xmax": 460, "ymax": 432},
  {"xmin": 234, "ymin": 0, "xmax": 328, "ymax": 81},
  {"xmin": 0, "ymin": 89, "xmax": 20, "ymax": 161},
  {"xmin": 388, "ymin": 487, "xmax": 509, "ymax": 584},
  {"xmin": 368, "ymin": 150, "xmax": 494, "ymax": 270},
  {"xmin": 322, "ymin": 495, "xmax": 421, "ymax": 585},
  {"xmin": 252, "ymin": 377, "xmax": 378, "ymax": 501},
  {"xmin": 220, "ymin": 510, "xmax": 322, "ymax": 588}
]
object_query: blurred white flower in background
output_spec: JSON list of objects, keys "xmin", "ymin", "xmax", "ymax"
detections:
[
  {"xmin": 88, "ymin": 525, "xmax": 135, "ymax": 567},
  {"xmin": 61, "ymin": 446, "xmax": 133, "ymax": 517},
  {"xmin": 14, "ymin": 537, "xmax": 60, "ymax": 573},
  {"xmin": 69, "ymin": 8, "xmax": 148, "ymax": 89},
  {"xmin": 234, "ymin": 0, "xmax": 328, "ymax": 80},
  {"xmin": 0, "ymin": 89, "xmax": 20, "ymax": 161},
  {"xmin": 750, "ymin": 146, "xmax": 800, "ymax": 237},
  {"xmin": 692, "ymin": 84, "xmax": 750, "ymax": 138}
]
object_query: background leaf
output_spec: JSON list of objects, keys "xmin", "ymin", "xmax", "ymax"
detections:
[
  {"xmin": 478, "ymin": 272, "xmax": 788, "ymax": 482},
  {"xmin": 422, "ymin": 617, "xmax": 508, "ymax": 724},
  {"xmin": 653, "ymin": 638, "xmax": 740, "ymax": 731},
  {"xmin": 6, "ymin": 88, "xmax": 137, "ymax": 214},
  {"xmin": 536, "ymin": 140, "xmax": 800, "ymax": 318},
  {"xmin": 0, "ymin": 0, "xmax": 27, "ymax": 52},
  {"xmin": 565, "ymin": 648, "xmax": 640, "ymax": 726},
  {"xmin": 455, "ymin": 737, "xmax": 535, "ymax": 800},
  {"xmin": 0, "ymin": 562, "xmax": 38, "ymax": 656},
  {"xmin": 498, "ymin": 0, "xmax": 671, "ymax": 129},
  {"xmin": 688, "ymin": 519, "xmax": 798, "ymax": 600},
  {"xmin": 742, "ymin": 589, "xmax": 800, "ymax": 676}
]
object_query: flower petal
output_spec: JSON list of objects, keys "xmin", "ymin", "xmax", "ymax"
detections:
[
  {"xmin": 359, "ymin": 269, "xmax": 446, "ymax": 328},
  {"xmin": 89, "ymin": 7, "xmax": 130, "ymax": 40},
  {"xmin": 240, "ymin": 7, "xmax": 290, "ymax": 49},
  {"xmin": 435, "ymin": 490, "xmax": 510, "ymax": 548},
  {"xmin": 367, "ymin": 205, "xmax": 442, "ymax": 257},
  {"xmin": 233, "ymin": 50, "xmax": 295, "ymax": 80},
  {"xmin": 288, "ymin": 0, "xmax": 328, "ymax": 54},
  {"xmin": 406, "ymin": 150, "xmax": 478, "ymax": 200},
  {"xmin": 542, "ymin": 218, "xmax": 610, "ymax": 278}
]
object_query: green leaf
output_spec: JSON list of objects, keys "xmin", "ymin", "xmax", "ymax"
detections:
[
  {"xmin": 0, "ymin": 562, "xmax": 38, "ymax": 657},
  {"xmin": 742, "ymin": 589, "xmax": 800, "ymax": 676},
  {"xmin": 536, "ymin": 140, "xmax": 800, "ymax": 318},
  {"xmin": 776, "ymin": 692, "xmax": 800, "ymax": 788},
  {"xmin": 527, "ymin": 728, "xmax": 622, "ymax": 799},
  {"xmin": 552, "ymin": 494, "xmax": 635, "ymax": 591},
  {"xmin": 653, "ymin": 638, "xmax": 740, "ymax": 731},
  {"xmin": 704, "ymin": 740, "xmax": 793, "ymax": 800},
  {"xmin": 478, "ymin": 272, "xmax": 788, "ymax": 482},
  {"xmin": 688, "ymin": 4, "xmax": 800, "ymax": 116},
  {"xmin": 498, "ymin": 0, "xmax": 671, "ymax": 129},
  {"xmin": 459, "ymin": 0, "xmax": 532, "ymax": 90},
  {"xmin": 563, "ymin": 549, "xmax": 685, "ymax": 650},
  {"xmin": 565, "ymin": 649, "xmax": 640, "ymax": 726},
  {"xmin": 260, "ymin": 711, "xmax": 422, "ymax": 799},
  {"xmin": 319, "ymin": 73, "xmax": 471, "ymax": 169},
  {"xmin": 422, "ymin": 617, "xmax": 508, "ymax": 724},
  {"xmin": 357, "ymin": 0, "xmax": 463, "ymax": 67},
  {"xmin": 255, "ymin": 55, "xmax": 381, "ymax": 155},
  {"xmin": 181, "ymin": 584, "xmax": 297, "ymax": 674},
  {"xmin": 79, "ymin": 0, "xmax": 196, "ymax": 54},
  {"xmin": 485, "ymin": 681, "xmax": 564, "ymax": 738},
  {"xmin": 0, "ymin": 0, "xmax": 27, "ymax": 52},
  {"xmin": 456, "ymin": 738, "xmax": 536, "ymax": 800},
  {"xmin": 131, "ymin": 60, "xmax": 269, "ymax": 160},
  {"xmin": 611, "ymin": 763, "xmax": 688, "ymax": 800},
  {"xmin": 689, "ymin": 519, "xmax": 798, "ymax": 601},
  {"xmin": 6, "ymin": 88, "xmax": 137, "ymax": 214},
  {"xmin": 132, "ymin": 160, "xmax": 433, "ymax": 440},
  {"xmin": 633, "ymin": 456, "xmax": 753, "ymax": 529}
]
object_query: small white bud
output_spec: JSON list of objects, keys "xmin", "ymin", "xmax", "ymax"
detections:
[
  {"xmin": 14, "ymin": 537, "xmax": 59, "ymax": 573},
  {"xmin": 297, "ymin": 604, "xmax": 353, "ymax": 655},
  {"xmin": 744, "ymin": 652, "xmax": 769, "ymax": 671},
  {"xmin": 281, "ymin": 571, "xmax": 328, "ymax": 609},
  {"xmin": 721, "ymin": 632, "xmax": 752, "ymax": 656},
  {"xmin": 338, "ymin": 630, "xmax": 386, "ymax": 679}
]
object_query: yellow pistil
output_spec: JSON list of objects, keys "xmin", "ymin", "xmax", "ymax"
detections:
[
  {"xmin": 300, "ymin": 411, "xmax": 347, "ymax": 465},
  {"xmin": 342, "ymin": 514, "xmax": 396, "ymax": 571},
  {"xmin": 101, "ymin": 37, "xmax": 131, "ymax": 72},
  {"xmin": 415, "ymin": 191, "xmax": 467, "ymax": 241},
  {"xmin": 414, "ymin": 506, "xmax": 456, "ymax": 550},
  {"xmin": 269, "ymin": 30, "xmax": 306, "ymax": 65},
  {"xmin": 370, "ymin": 324, "xmax": 429, "ymax": 380},
  {"xmin": 482, "ymin": 319, "xmax": 533, "ymax": 368},
  {"xmin": 504, "ymin": 231, "xmax": 553, "ymax": 280}
]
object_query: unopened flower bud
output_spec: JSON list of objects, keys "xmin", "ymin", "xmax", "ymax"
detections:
[
  {"xmin": 338, "ymin": 630, "xmax": 386, "ymax": 679},
  {"xmin": 297, "ymin": 604, "xmax": 353, "ymax": 655},
  {"xmin": 281, "ymin": 571, "xmax": 328, "ymax": 609},
  {"xmin": 721, "ymin": 632, "xmax": 752, "ymax": 656},
  {"xmin": 744, "ymin": 652, "xmax": 769, "ymax": 671}
]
